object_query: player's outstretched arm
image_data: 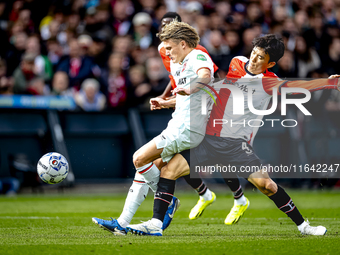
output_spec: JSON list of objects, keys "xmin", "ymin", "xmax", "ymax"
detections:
[
  {"xmin": 150, "ymin": 97, "xmax": 176, "ymax": 111},
  {"xmin": 265, "ymin": 74, "xmax": 340, "ymax": 95},
  {"xmin": 173, "ymin": 68, "xmax": 211, "ymax": 96}
]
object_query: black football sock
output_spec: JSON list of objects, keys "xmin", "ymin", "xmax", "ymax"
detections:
[
  {"xmin": 153, "ymin": 177, "xmax": 176, "ymax": 222},
  {"xmin": 183, "ymin": 175, "xmax": 207, "ymax": 195},
  {"xmin": 269, "ymin": 185, "xmax": 304, "ymax": 226},
  {"xmin": 224, "ymin": 178, "xmax": 243, "ymax": 199}
]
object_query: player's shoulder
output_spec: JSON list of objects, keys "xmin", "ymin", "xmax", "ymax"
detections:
[
  {"xmin": 190, "ymin": 49, "xmax": 212, "ymax": 62},
  {"xmin": 232, "ymin": 56, "xmax": 249, "ymax": 64}
]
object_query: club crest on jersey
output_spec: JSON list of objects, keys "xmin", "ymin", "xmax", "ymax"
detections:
[
  {"xmin": 197, "ymin": 54, "xmax": 207, "ymax": 61},
  {"xmin": 182, "ymin": 62, "xmax": 187, "ymax": 72}
]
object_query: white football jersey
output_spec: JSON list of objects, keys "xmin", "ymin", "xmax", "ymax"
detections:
[{"xmin": 166, "ymin": 49, "xmax": 214, "ymax": 135}]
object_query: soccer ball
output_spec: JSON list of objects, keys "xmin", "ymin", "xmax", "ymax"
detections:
[{"xmin": 37, "ymin": 152, "xmax": 69, "ymax": 184}]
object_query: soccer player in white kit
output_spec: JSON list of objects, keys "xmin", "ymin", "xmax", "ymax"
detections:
[
  {"xmin": 129, "ymin": 34, "xmax": 340, "ymax": 236},
  {"xmin": 92, "ymin": 20, "xmax": 216, "ymax": 235}
]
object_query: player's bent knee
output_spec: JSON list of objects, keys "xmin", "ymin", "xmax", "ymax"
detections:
[{"xmin": 133, "ymin": 151, "xmax": 146, "ymax": 168}]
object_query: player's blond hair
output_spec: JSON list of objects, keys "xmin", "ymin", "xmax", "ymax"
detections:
[{"xmin": 157, "ymin": 20, "xmax": 200, "ymax": 48}]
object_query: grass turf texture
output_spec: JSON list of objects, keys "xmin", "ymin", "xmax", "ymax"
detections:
[{"xmin": 0, "ymin": 190, "xmax": 339, "ymax": 255}]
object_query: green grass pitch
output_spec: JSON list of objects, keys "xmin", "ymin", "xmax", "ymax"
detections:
[{"xmin": 0, "ymin": 189, "xmax": 339, "ymax": 255}]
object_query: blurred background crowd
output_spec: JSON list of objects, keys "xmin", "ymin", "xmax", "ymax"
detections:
[{"xmin": 0, "ymin": 0, "xmax": 340, "ymax": 112}]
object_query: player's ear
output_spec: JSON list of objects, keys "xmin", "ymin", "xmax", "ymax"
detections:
[
  {"xmin": 180, "ymin": 40, "xmax": 186, "ymax": 49},
  {"xmin": 267, "ymin": 62, "xmax": 276, "ymax": 69}
]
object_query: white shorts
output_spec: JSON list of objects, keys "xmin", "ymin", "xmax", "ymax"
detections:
[{"xmin": 153, "ymin": 127, "xmax": 204, "ymax": 163}]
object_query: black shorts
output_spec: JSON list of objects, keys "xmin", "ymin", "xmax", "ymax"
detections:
[{"xmin": 180, "ymin": 135, "xmax": 262, "ymax": 179}]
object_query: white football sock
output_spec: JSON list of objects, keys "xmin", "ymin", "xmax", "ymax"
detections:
[
  {"xmin": 151, "ymin": 218, "xmax": 163, "ymax": 229},
  {"xmin": 117, "ymin": 173, "xmax": 149, "ymax": 228},
  {"xmin": 201, "ymin": 189, "xmax": 213, "ymax": 201},
  {"xmin": 136, "ymin": 163, "xmax": 160, "ymax": 192},
  {"xmin": 234, "ymin": 195, "xmax": 247, "ymax": 206}
]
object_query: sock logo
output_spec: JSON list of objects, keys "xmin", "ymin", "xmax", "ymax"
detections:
[{"xmin": 280, "ymin": 199, "xmax": 296, "ymax": 214}]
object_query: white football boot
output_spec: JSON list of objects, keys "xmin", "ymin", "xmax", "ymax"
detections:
[
  {"xmin": 128, "ymin": 220, "xmax": 163, "ymax": 236},
  {"xmin": 298, "ymin": 220, "xmax": 327, "ymax": 235}
]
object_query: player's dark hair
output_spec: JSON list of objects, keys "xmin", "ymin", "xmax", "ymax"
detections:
[
  {"xmin": 161, "ymin": 12, "xmax": 182, "ymax": 22},
  {"xmin": 252, "ymin": 34, "xmax": 284, "ymax": 63}
]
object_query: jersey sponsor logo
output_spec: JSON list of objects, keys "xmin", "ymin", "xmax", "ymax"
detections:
[
  {"xmin": 178, "ymin": 77, "xmax": 186, "ymax": 85},
  {"xmin": 197, "ymin": 54, "xmax": 207, "ymax": 61},
  {"xmin": 235, "ymin": 83, "xmax": 256, "ymax": 94},
  {"xmin": 231, "ymin": 65, "xmax": 237, "ymax": 72},
  {"xmin": 175, "ymin": 70, "xmax": 180, "ymax": 76}
]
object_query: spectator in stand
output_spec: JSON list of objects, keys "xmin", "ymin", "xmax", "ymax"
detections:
[
  {"xmin": 56, "ymin": 37, "xmax": 100, "ymax": 89},
  {"xmin": 17, "ymin": 5, "xmax": 35, "ymax": 34},
  {"xmin": 6, "ymin": 31, "xmax": 27, "ymax": 76},
  {"xmin": 127, "ymin": 64, "xmax": 147, "ymax": 106},
  {"xmin": 102, "ymin": 52, "xmax": 128, "ymax": 108},
  {"xmin": 26, "ymin": 76, "xmax": 46, "ymax": 95},
  {"xmin": 89, "ymin": 31, "xmax": 111, "ymax": 70},
  {"xmin": 74, "ymin": 78, "xmax": 106, "ymax": 111},
  {"xmin": 112, "ymin": 35, "xmax": 132, "ymax": 70},
  {"xmin": 242, "ymin": 28, "xmax": 258, "ymax": 58},
  {"xmin": 293, "ymin": 35, "xmax": 321, "ymax": 78},
  {"xmin": 209, "ymin": 11, "xmax": 225, "ymax": 32},
  {"xmin": 46, "ymin": 38, "xmax": 63, "ymax": 69},
  {"xmin": 244, "ymin": 2, "xmax": 264, "ymax": 28},
  {"xmin": 66, "ymin": 11, "xmax": 85, "ymax": 35},
  {"xmin": 206, "ymin": 30, "xmax": 230, "ymax": 74},
  {"xmin": 321, "ymin": 36, "xmax": 340, "ymax": 75},
  {"xmin": 131, "ymin": 12, "xmax": 158, "ymax": 50},
  {"xmin": 303, "ymin": 12, "xmax": 332, "ymax": 56},
  {"xmin": 143, "ymin": 57, "xmax": 168, "ymax": 98},
  {"xmin": 0, "ymin": 59, "xmax": 13, "ymax": 95},
  {"xmin": 84, "ymin": 4, "xmax": 114, "ymax": 39},
  {"xmin": 128, "ymin": 57, "xmax": 168, "ymax": 107},
  {"xmin": 12, "ymin": 53, "xmax": 40, "ymax": 94},
  {"xmin": 25, "ymin": 35, "xmax": 53, "ymax": 84},
  {"xmin": 224, "ymin": 30, "xmax": 242, "ymax": 69},
  {"xmin": 40, "ymin": 19, "xmax": 61, "ymax": 42},
  {"xmin": 77, "ymin": 34, "xmax": 93, "ymax": 58},
  {"xmin": 276, "ymin": 51, "xmax": 295, "ymax": 78},
  {"xmin": 8, "ymin": 1, "xmax": 23, "ymax": 23},
  {"xmin": 194, "ymin": 14, "xmax": 210, "ymax": 47},
  {"xmin": 51, "ymin": 71, "xmax": 74, "ymax": 96},
  {"xmin": 110, "ymin": 0, "xmax": 133, "ymax": 36}
]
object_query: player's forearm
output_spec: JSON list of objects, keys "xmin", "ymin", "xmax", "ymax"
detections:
[
  {"xmin": 189, "ymin": 69, "xmax": 211, "ymax": 94},
  {"xmin": 283, "ymin": 79, "xmax": 339, "ymax": 94},
  {"xmin": 163, "ymin": 98, "xmax": 176, "ymax": 108}
]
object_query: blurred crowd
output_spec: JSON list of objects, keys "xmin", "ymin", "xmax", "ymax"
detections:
[{"xmin": 0, "ymin": 0, "xmax": 340, "ymax": 111}]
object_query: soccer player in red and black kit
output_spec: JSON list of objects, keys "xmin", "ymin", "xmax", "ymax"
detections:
[
  {"xmin": 150, "ymin": 12, "xmax": 249, "ymax": 224},
  {"xmin": 129, "ymin": 34, "xmax": 340, "ymax": 236}
]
